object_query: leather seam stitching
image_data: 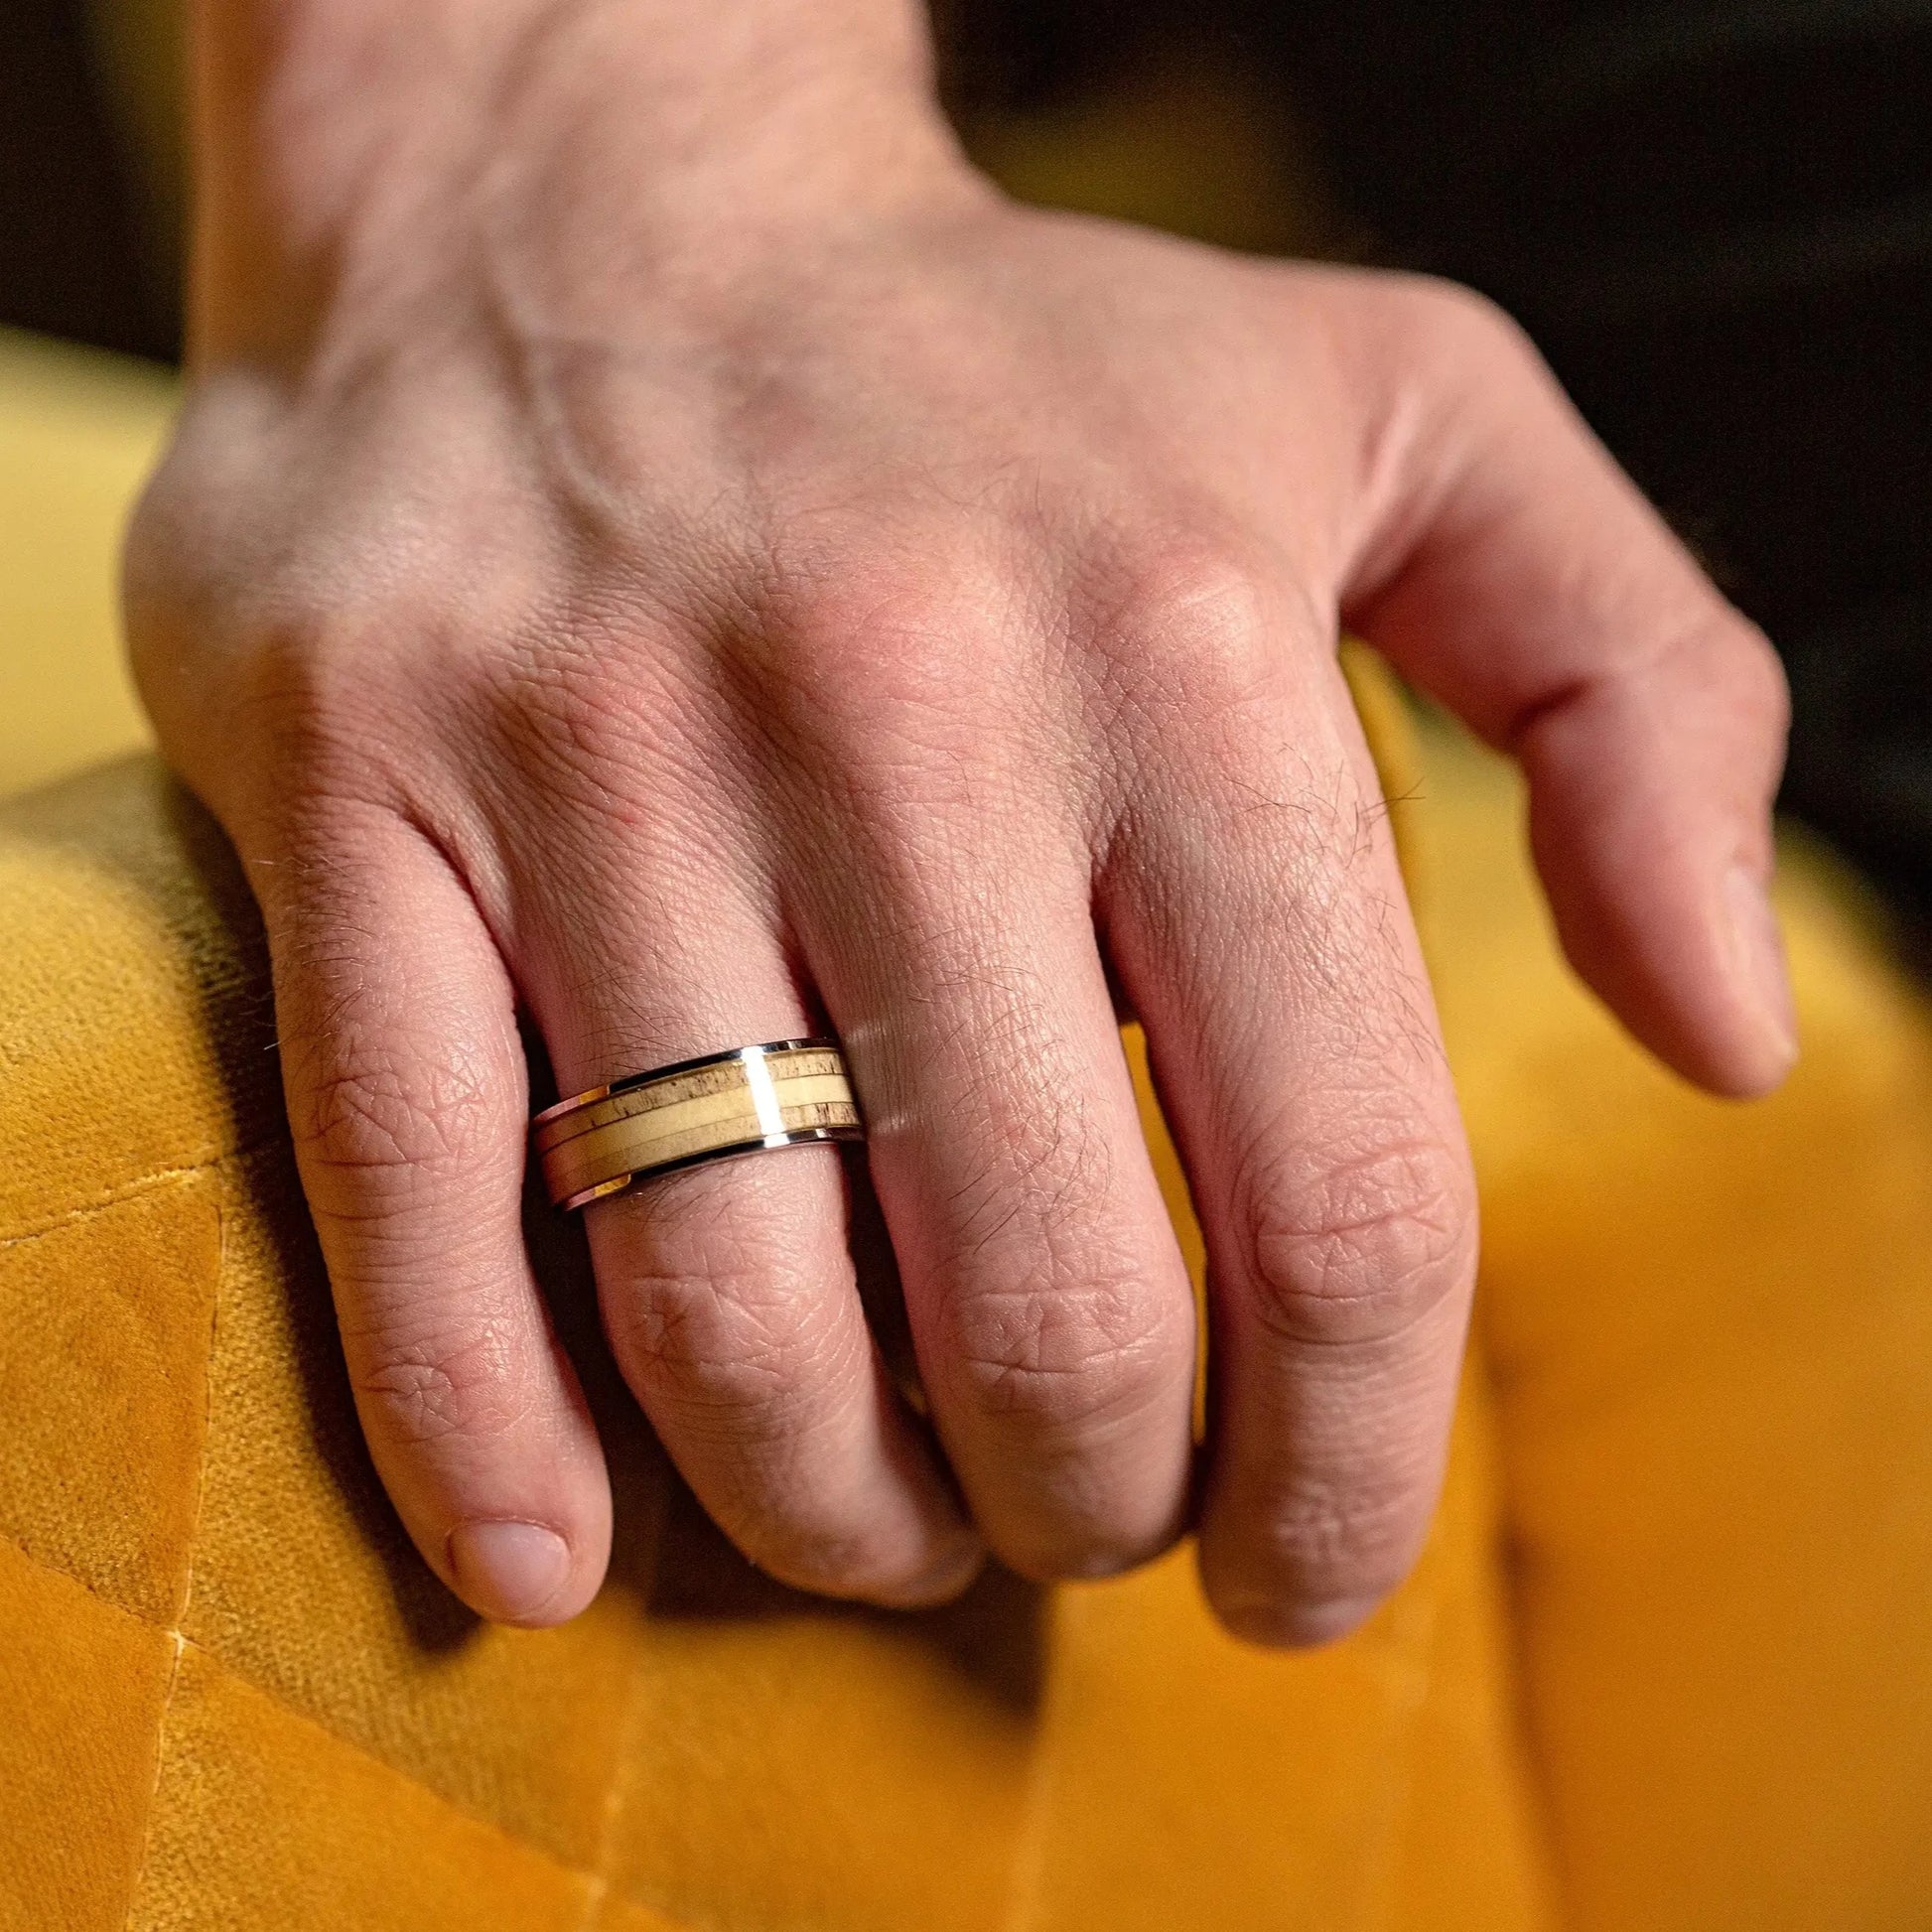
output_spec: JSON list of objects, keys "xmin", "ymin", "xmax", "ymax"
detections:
[
  {"xmin": 0, "ymin": 1527, "xmax": 687, "ymax": 1926},
  {"xmin": 0, "ymin": 1135, "xmax": 280, "ymax": 1249}
]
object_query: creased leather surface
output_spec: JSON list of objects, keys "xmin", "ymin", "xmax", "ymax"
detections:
[{"xmin": 1422, "ymin": 725, "xmax": 1932, "ymax": 1929}]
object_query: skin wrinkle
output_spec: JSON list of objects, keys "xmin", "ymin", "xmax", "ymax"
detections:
[
  {"xmin": 294, "ymin": 1043, "xmax": 501, "ymax": 1178},
  {"xmin": 350, "ymin": 1340, "xmax": 541, "ymax": 1450},
  {"xmin": 1203, "ymin": 1313, "xmax": 1466, "ymax": 1588},
  {"xmin": 602, "ymin": 1180, "xmax": 867, "ymax": 1408},
  {"xmin": 612, "ymin": 1285, "xmax": 863, "ymax": 1443},
  {"xmin": 1237, "ymin": 1459, "xmax": 1444, "ymax": 1586},
  {"xmin": 599, "ymin": 1230, "xmax": 943, "ymax": 1584},
  {"xmin": 1108, "ymin": 805, "xmax": 1368, "ymax": 1048},
  {"xmin": 941, "ymin": 1281, "xmax": 1186, "ymax": 1434},
  {"xmin": 1238, "ymin": 1158, "xmax": 1474, "ymax": 1354},
  {"xmin": 941, "ymin": 1242, "xmax": 1173, "ymax": 1455}
]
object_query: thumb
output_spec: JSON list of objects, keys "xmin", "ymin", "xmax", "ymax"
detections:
[{"xmin": 1339, "ymin": 277, "xmax": 1795, "ymax": 1097}]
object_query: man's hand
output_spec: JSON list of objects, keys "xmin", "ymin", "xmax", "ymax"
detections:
[{"xmin": 129, "ymin": 0, "xmax": 1792, "ymax": 1638}]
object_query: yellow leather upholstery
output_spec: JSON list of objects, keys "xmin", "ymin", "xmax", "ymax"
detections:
[
  {"xmin": 2, "ymin": 332, "xmax": 1927, "ymax": 1930},
  {"xmin": 1424, "ymin": 732, "xmax": 1932, "ymax": 1927}
]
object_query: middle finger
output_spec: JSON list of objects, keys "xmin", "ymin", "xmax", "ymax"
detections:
[{"xmin": 797, "ymin": 795, "xmax": 1198, "ymax": 1583}]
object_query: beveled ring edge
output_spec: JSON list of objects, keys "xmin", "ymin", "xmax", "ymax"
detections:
[{"xmin": 552, "ymin": 1122, "xmax": 866, "ymax": 1211}]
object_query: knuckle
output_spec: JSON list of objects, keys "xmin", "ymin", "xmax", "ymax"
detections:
[
  {"xmin": 1671, "ymin": 609, "xmax": 1792, "ymax": 743},
  {"xmin": 1385, "ymin": 272, "xmax": 1539, "ymax": 375},
  {"xmin": 1357, "ymin": 273, "xmax": 1564, "ymax": 437},
  {"xmin": 1099, "ymin": 528, "xmax": 1288, "ymax": 718},
  {"xmin": 290, "ymin": 1027, "xmax": 508, "ymax": 1198},
  {"xmin": 1735, "ymin": 625, "xmax": 1793, "ymax": 736},
  {"xmin": 728, "ymin": 560, "xmax": 1038, "ymax": 846},
  {"xmin": 601, "ymin": 1219, "xmax": 858, "ymax": 1440},
  {"xmin": 761, "ymin": 561, "xmax": 1008, "ymax": 728},
  {"xmin": 124, "ymin": 483, "xmax": 216, "ymax": 666},
  {"xmin": 1113, "ymin": 529, "xmax": 1275, "ymax": 652},
  {"xmin": 344, "ymin": 1309, "xmax": 534, "ymax": 1450},
  {"xmin": 1242, "ymin": 1130, "xmax": 1476, "ymax": 1349},
  {"xmin": 944, "ymin": 1265, "xmax": 1187, "ymax": 1443},
  {"xmin": 927, "ymin": 1092, "xmax": 1192, "ymax": 1445}
]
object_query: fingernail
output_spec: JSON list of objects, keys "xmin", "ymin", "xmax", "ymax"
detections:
[
  {"xmin": 1725, "ymin": 864, "xmax": 1799, "ymax": 1069},
  {"xmin": 1218, "ymin": 1590, "xmax": 1383, "ymax": 1650},
  {"xmin": 448, "ymin": 1520, "xmax": 572, "ymax": 1624},
  {"xmin": 889, "ymin": 1536, "xmax": 987, "ymax": 1608}
]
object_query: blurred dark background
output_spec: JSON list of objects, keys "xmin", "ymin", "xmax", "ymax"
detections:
[
  {"xmin": 0, "ymin": 0, "xmax": 179, "ymax": 361},
  {"xmin": 5, "ymin": 0, "xmax": 1928, "ymax": 942}
]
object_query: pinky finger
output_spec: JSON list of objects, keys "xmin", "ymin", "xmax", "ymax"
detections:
[{"xmin": 261, "ymin": 806, "xmax": 612, "ymax": 1624}]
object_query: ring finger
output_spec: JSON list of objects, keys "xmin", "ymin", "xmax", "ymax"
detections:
[{"xmin": 515, "ymin": 843, "xmax": 982, "ymax": 1605}]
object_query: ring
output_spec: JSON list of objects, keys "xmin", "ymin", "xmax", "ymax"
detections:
[{"xmin": 531, "ymin": 1037, "xmax": 865, "ymax": 1211}]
